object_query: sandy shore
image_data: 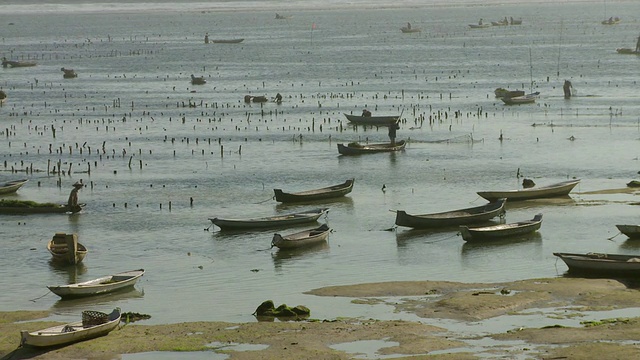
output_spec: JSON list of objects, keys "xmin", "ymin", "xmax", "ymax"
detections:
[{"xmin": 2, "ymin": 277, "xmax": 639, "ymax": 359}]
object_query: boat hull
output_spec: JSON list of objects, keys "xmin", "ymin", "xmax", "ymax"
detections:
[
  {"xmin": 48, "ymin": 269, "xmax": 145, "ymax": 299},
  {"xmin": 460, "ymin": 214, "xmax": 542, "ymax": 242},
  {"xmin": 0, "ymin": 179, "xmax": 29, "ymax": 194},
  {"xmin": 272, "ymin": 224, "xmax": 331, "ymax": 249},
  {"xmin": 209, "ymin": 208, "xmax": 328, "ymax": 230},
  {"xmin": 337, "ymin": 140, "xmax": 406, "ymax": 155},
  {"xmin": 343, "ymin": 113, "xmax": 399, "ymax": 126},
  {"xmin": 274, "ymin": 179, "xmax": 354, "ymax": 203},
  {"xmin": 477, "ymin": 179, "xmax": 580, "ymax": 202},
  {"xmin": 554, "ymin": 252, "xmax": 640, "ymax": 276},
  {"xmin": 20, "ymin": 309, "xmax": 121, "ymax": 347},
  {"xmin": 616, "ymin": 225, "xmax": 640, "ymax": 239},
  {"xmin": 47, "ymin": 233, "xmax": 88, "ymax": 265},
  {"xmin": 395, "ymin": 199, "xmax": 506, "ymax": 228}
]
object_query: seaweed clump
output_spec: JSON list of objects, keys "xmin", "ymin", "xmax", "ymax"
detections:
[{"xmin": 253, "ymin": 300, "xmax": 310, "ymax": 321}]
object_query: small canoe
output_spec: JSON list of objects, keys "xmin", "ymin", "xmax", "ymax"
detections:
[
  {"xmin": 501, "ymin": 92, "xmax": 540, "ymax": 105},
  {"xmin": 337, "ymin": 140, "xmax": 406, "ymax": 156},
  {"xmin": 190, "ymin": 75, "xmax": 206, "ymax": 85},
  {"xmin": 468, "ymin": 23, "xmax": 491, "ymax": 29},
  {"xmin": 615, "ymin": 225, "xmax": 640, "ymax": 239},
  {"xmin": 211, "ymin": 38, "xmax": 244, "ymax": 44},
  {"xmin": 395, "ymin": 198, "xmax": 507, "ymax": 229},
  {"xmin": 343, "ymin": 113, "xmax": 399, "ymax": 126},
  {"xmin": 2, "ymin": 58, "xmax": 37, "ymax": 68},
  {"xmin": 61, "ymin": 67, "xmax": 77, "ymax": 78},
  {"xmin": 0, "ymin": 179, "xmax": 29, "ymax": 195},
  {"xmin": 48, "ymin": 269, "xmax": 145, "ymax": 299},
  {"xmin": 271, "ymin": 224, "xmax": 331, "ymax": 249},
  {"xmin": 47, "ymin": 233, "xmax": 88, "ymax": 265},
  {"xmin": 20, "ymin": 308, "xmax": 121, "ymax": 347},
  {"xmin": 0, "ymin": 202, "xmax": 85, "ymax": 215},
  {"xmin": 460, "ymin": 214, "xmax": 543, "ymax": 242},
  {"xmin": 553, "ymin": 252, "xmax": 640, "ymax": 276},
  {"xmin": 400, "ymin": 27, "xmax": 421, "ymax": 33},
  {"xmin": 477, "ymin": 179, "xmax": 580, "ymax": 202},
  {"xmin": 274, "ymin": 179, "xmax": 354, "ymax": 203},
  {"xmin": 209, "ymin": 207, "xmax": 329, "ymax": 230}
]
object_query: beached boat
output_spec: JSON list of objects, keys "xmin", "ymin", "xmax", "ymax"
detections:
[
  {"xmin": 271, "ymin": 224, "xmax": 331, "ymax": 249},
  {"xmin": 20, "ymin": 308, "xmax": 121, "ymax": 347},
  {"xmin": 395, "ymin": 198, "xmax": 507, "ymax": 229},
  {"xmin": 337, "ymin": 140, "xmax": 406, "ymax": 156},
  {"xmin": 0, "ymin": 200, "xmax": 84, "ymax": 214},
  {"xmin": 209, "ymin": 207, "xmax": 328, "ymax": 230},
  {"xmin": 211, "ymin": 38, "xmax": 244, "ymax": 44},
  {"xmin": 2, "ymin": 57, "xmax": 36, "ymax": 68},
  {"xmin": 460, "ymin": 214, "xmax": 543, "ymax": 242},
  {"xmin": 47, "ymin": 233, "xmax": 88, "ymax": 265},
  {"xmin": 48, "ymin": 269, "xmax": 145, "ymax": 299},
  {"xmin": 343, "ymin": 113, "xmax": 400, "ymax": 126},
  {"xmin": 190, "ymin": 75, "xmax": 206, "ymax": 85},
  {"xmin": 274, "ymin": 179, "xmax": 354, "ymax": 203},
  {"xmin": 61, "ymin": 67, "xmax": 77, "ymax": 78},
  {"xmin": 0, "ymin": 179, "xmax": 29, "ymax": 195},
  {"xmin": 553, "ymin": 252, "xmax": 640, "ymax": 276},
  {"xmin": 501, "ymin": 92, "xmax": 539, "ymax": 105},
  {"xmin": 615, "ymin": 225, "xmax": 640, "ymax": 239},
  {"xmin": 477, "ymin": 179, "xmax": 580, "ymax": 202}
]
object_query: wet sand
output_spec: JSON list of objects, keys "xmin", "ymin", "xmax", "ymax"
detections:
[{"xmin": 2, "ymin": 277, "xmax": 639, "ymax": 359}]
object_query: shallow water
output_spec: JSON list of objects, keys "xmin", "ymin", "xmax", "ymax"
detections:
[{"xmin": 1, "ymin": 1, "xmax": 640, "ymax": 329}]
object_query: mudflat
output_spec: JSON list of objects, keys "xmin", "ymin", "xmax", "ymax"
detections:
[{"xmin": 2, "ymin": 277, "xmax": 639, "ymax": 359}]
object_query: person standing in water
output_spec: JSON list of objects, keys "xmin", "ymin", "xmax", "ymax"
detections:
[
  {"xmin": 67, "ymin": 182, "xmax": 83, "ymax": 212},
  {"xmin": 388, "ymin": 121, "xmax": 400, "ymax": 146}
]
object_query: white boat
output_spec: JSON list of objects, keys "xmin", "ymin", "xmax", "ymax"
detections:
[
  {"xmin": 20, "ymin": 308, "xmax": 121, "ymax": 347},
  {"xmin": 209, "ymin": 208, "xmax": 329, "ymax": 230},
  {"xmin": 0, "ymin": 179, "xmax": 28, "ymax": 195},
  {"xmin": 460, "ymin": 214, "xmax": 543, "ymax": 242},
  {"xmin": 48, "ymin": 269, "xmax": 145, "ymax": 299},
  {"xmin": 553, "ymin": 252, "xmax": 640, "ymax": 276},
  {"xmin": 271, "ymin": 224, "xmax": 331, "ymax": 249},
  {"xmin": 477, "ymin": 179, "xmax": 580, "ymax": 202}
]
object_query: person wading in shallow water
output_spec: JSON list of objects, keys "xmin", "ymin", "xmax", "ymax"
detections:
[
  {"xmin": 67, "ymin": 182, "xmax": 83, "ymax": 212},
  {"xmin": 388, "ymin": 121, "xmax": 400, "ymax": 146}
]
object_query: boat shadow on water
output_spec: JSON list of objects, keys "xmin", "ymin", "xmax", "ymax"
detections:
[
  {"xmin": 460, "ymin": 232, "xmax": 543, "ymax": 254},
  {"xmin": 271, "ymin": 242, "xmax": 330, "ymax": 269},
  {"xmin": 394, "ymin": 226, "xmax": 462, "ymax": 245},
  {"xmin": 275, "ymin": 196, "xmax": 353, "ymax": 211},
  {"xmin": 48, "ymin": 260, "xmax": 88, "ymax": 283},
  {"xmin": 50, "ymin": 288, "xmax": 144, "ymax": 311}
]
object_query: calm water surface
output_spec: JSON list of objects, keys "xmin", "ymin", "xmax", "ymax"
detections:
[{"xmin": 1, "ymin": 1, "xmax": 640, "ymax": 326}]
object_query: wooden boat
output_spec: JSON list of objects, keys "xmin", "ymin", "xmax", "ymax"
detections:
[
  {"xmin": 2, "ymin": 57, "xmax": 37, "ymax": 68},
  {"xmin": 553, "ymin": 252, "xmax": 640, "ymax": 276},
  {"xmin": 275, "ymin": 13, "xmax": 292, "ymax": 20},
  {"xmin": 211, "ymin": 38, "xmax": 244, "ymax": 44},
  {"xmin": 494, "ymin": 88, "xmax": 524, "ymax": 99},
  {"xmin": 501, "ymin": 92, "xmax": 539, "ymax": 105},
  {"xmin": 615, "ymin": 225, "xmax": 640, "ymax": 239},
  {"xmin": 460, "ymin": 214, "xmax": 543, "ymax": 242},
  {"xmin": 47, "ymin": 233, "xmax": 88, "ymax": 265},
  {"xmin": 343, "ymin": 113, "xmax": 400, "ymax": 126},
  {"xmin": 395, "ymin": 198, "xmax": 507, "ymax": 229},
  {"xmin": 0, "ymin": 201, "xmax": 85, "ymax": 214},
  {"xmin": 209, "ymin": 207, "xmax": 328, "ymax": 230},
  {"xmin": 616, "ymin": 37, "xmax": 639, "ymax": 55},
  {"xmin": 20, "ymin": 308, "xmax": 121, "ymax": 347},
  {"xmin": 491, "ymin": 20, "xmax": 509, "ymax": 26},
  {"xmin": 0, "ymin": 90, "xmax": 6, "ymax": 104},
  {"xmin": 190, "ymin": 75, "xmax": 206, "ymax": 85},
  {"xmin": 601, "ymin": 17, "xmax": 620, "ymax": 25},
  {"xmin": 468, "ymin": 23, "xmax": 491, "ymax": 29},
  {"xmin": 477, "ymin": 179, "xmax": 580, "ymax": 202},
  {"xmin": 271, "ymin": 224, "xmax": 331, "ymax": 249},
  {"xmin": 0, "ymin": 179, "xmax": 29, "ymax": 195},
  {"xmin": 61, "ymin": 67, "xmax": 77, "ymax": 78},
  {"xmin": 274, "ymin": 179, "xmax": 354, "ymax": 203},
  {"xmin": 337, "ymin": 140, "xmax": 406, "ymax": 156},
  {"xmin": 48, "ymin": 269, "xmax": 145, "ymax": 299},
  {"xmin": 400, "ymin": 27, "xmax": 421, "ymax": 33},
  {"xmin": 510, "ymin": 17, "xmax": 523, "ymax": 25}
]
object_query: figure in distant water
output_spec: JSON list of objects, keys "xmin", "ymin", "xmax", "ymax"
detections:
[
  {"xmin": 204, "ymin": 33, "xmax": 209, "ymax": 44},
  {"xmin": 407, "ymin": 22, "xmax": 411, "ymax": 30},
  {"xmin": 362, "ymin": 109, "xmax": 371, "ymax": 117},
  {"xmin": 388, "ymin": 121, "xmax": 400, "ymax": 146},
  {"xmin": 67, "ymin": 182, "xmax": 83, "ymax": 212},
  {"xmin": 563, "ymin": 80, "xmax": 572, "ymax": 99}
]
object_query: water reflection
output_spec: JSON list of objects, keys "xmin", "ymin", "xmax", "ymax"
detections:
[
  {"xmin": 461, "ymin": 232, "xmax": 543, "ymax": 255},
  {"xmin": 619, "ymin": 239, "xmax": 640, "ymax": 251},
  {"xmin": 503, "ymin": 196, "xmax": 576, "ymax": 211},
  {"xmin": 271, "ymin": 242, "xmax": 330, "ymax": 271},
  {"xmin": 48, "ymin": 260, "xmax": 88, "ymax": 284},
  {"xmin": 51, "ymin": 288, "xmax": 144, "ymax": 311},
  {"xmin": 274, "ymin": 196, "xmax": 354, "ymax": 212}
]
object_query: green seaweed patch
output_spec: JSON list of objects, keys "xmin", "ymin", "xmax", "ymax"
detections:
[
  {"xmin": 122, "ymin": 312, "xmax": 152, "ymax": 323},
  {"xmin": 0, "ymin": 199, "xmax": 58, "ymax": 208},
  {"xmin": 541, "ymin": 324, "xmax": 567, "ymax": 329},
  {"xmin": 581, "ymin": 318, "xmax": 630, "ymax": 327},
  {"xmin": 253, "ymin": 300, "xmax": 310, "ymax": 321}
]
